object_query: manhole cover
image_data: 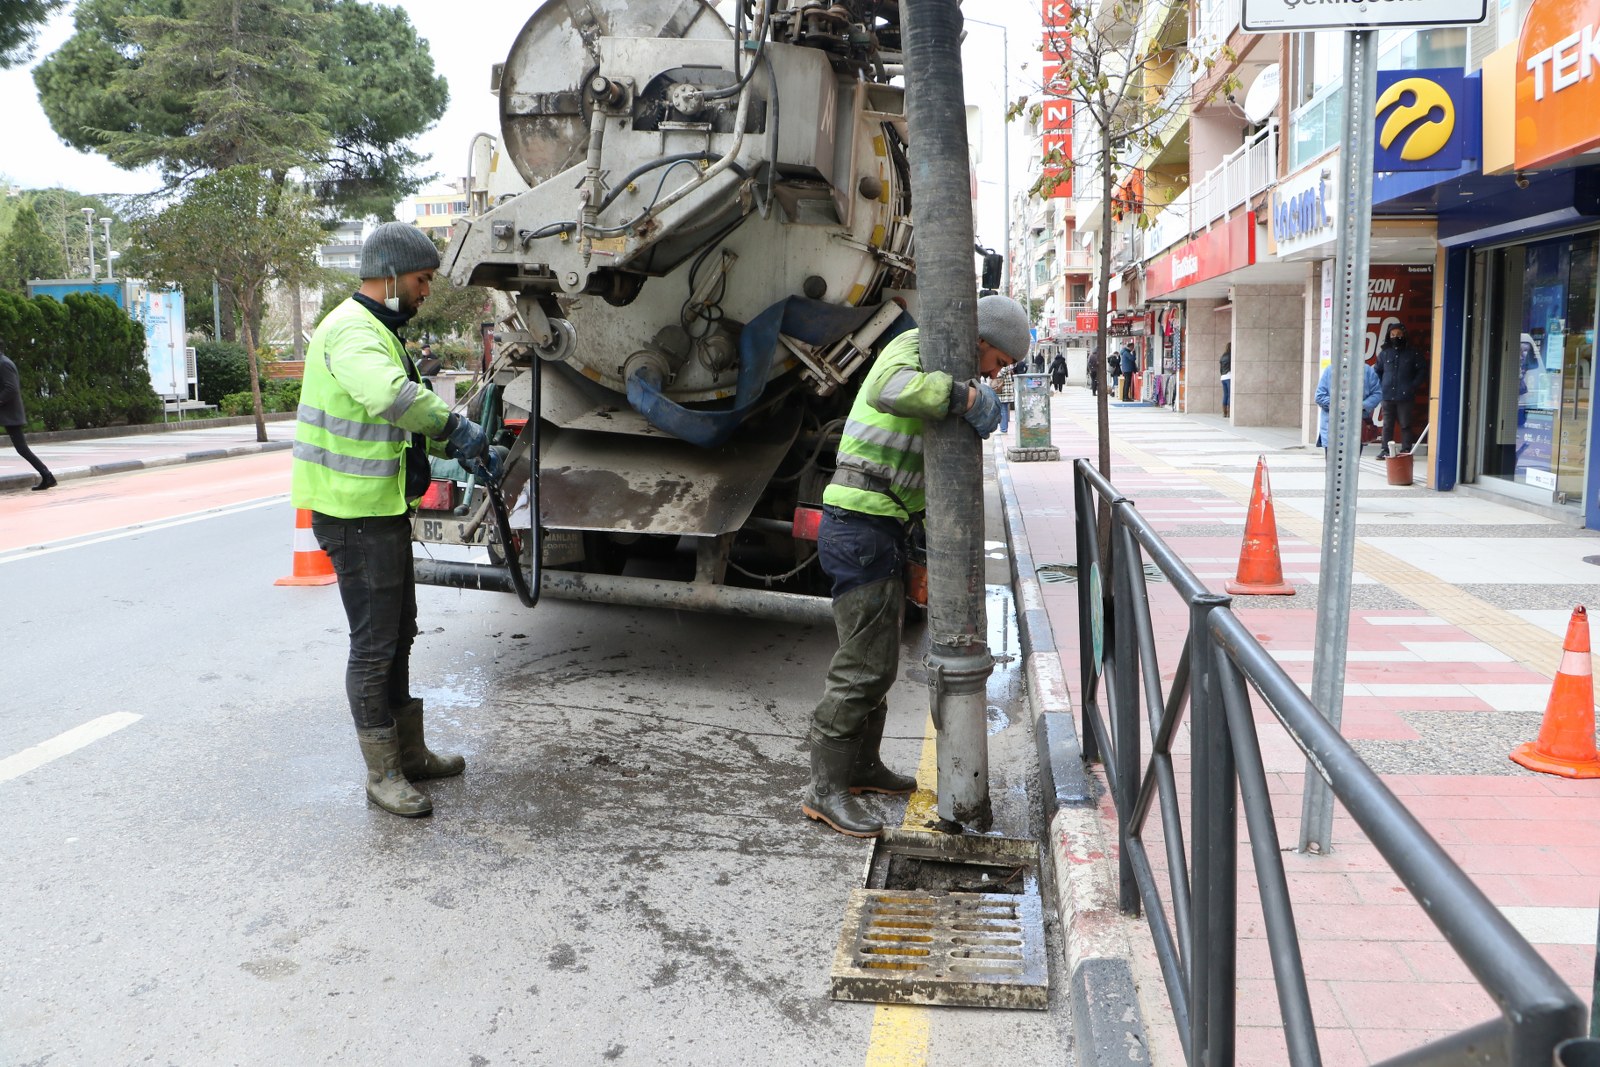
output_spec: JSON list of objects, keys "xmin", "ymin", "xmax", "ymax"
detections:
[
  {"xmin": 1036, "ymin": 562, "xmax": 1167, "ymax": 584},
  {"xmin": 830, "ymin": 831, "xmax": 1048, "ymax": 1009},
  {"xmin": 829, "ymin": 889, "xmax": 1047, "ymax": 1009}
]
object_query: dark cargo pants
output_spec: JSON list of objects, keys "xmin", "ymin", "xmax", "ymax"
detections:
[
  {"xmin": 311, "ymin": 512, "xmax": 418, "ymax": 729},
  {"xmin": 812, "ymin": 506, "xmax": 905, "ymax": 742}
]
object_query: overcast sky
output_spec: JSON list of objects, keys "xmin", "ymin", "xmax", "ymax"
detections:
[{"xmin": 0, "ymin": 1, "xmax": 1041, "ymax": 247}]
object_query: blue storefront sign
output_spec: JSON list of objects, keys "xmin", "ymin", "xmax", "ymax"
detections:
[{"xmin": 1374, "ymin": 69, "xmax": 1476, "ymax": 173}]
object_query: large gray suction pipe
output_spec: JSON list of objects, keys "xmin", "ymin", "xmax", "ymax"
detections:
[{"xmin": 902, "ymin": 0, "xmax": 993, "ymax": 830}]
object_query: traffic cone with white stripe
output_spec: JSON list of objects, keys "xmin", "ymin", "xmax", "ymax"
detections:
[
  {"xmin": 274, "ymin": 508, "xmax": 338, "ymax": 587},
  {"xmin": 1511, "ymin": 605, "xmax": 1600, "ymax": 778},
  {"xmin": 1224, "ymin": 456, "xmax": 1295, "ymax": 596}
]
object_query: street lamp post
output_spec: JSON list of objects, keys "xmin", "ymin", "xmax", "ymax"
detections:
[
  {"xmin": 100, "ymin": 218, "xmax": 114, "ymax": 281},
  {"xmin": 965, "ymin": 16, "xmax": 1010, "ymax": 297},
  {"xmin": 82, "ymin": 207, "xmax": 97, "ymax": 281}
]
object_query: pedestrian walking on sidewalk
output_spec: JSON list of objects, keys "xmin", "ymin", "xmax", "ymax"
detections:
[
  {"xmin": 1219, "ymin": 343, "xmax": 1232, "ymax": 417},
  {"xmin": 1119, "ymin": 344, "xmax": 1137, "ymax": 401},
  {"xmin": 1049, "ymin": 352, "xmax": 1068, "ymax": 392},
  {"xmin": 291, "ymin": 222, "xmax": 495, "ymax": 819},
  {"xmin": 0, "ymin": 343, "xmax": 55, "ymax": 491},
  {"xmin": 803, "ymin": 294, "xmax": 1027, "ymax": 838},
  {"xmin": 1376, "ymin": 324, "xmax": 1426, "ymax": 453}
]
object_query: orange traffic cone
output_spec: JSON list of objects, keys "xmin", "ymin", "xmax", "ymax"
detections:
[
  {"xmin": 1224, "ymin": 456, "xmax": 1295, "ymax": 597},
  {"xmin": 1511, "ymin": 606, "xmax": 1600, "ymax": 778},
  {"xmin": 274, "ymin": 508, "xmax": 338, "ymax": 587}
]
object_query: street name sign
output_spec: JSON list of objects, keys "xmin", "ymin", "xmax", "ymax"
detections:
[{"xmin": 1241, "ymin": 0, "xmax": 1487, "ymax": 32}]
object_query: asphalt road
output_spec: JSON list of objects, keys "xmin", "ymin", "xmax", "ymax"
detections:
[{"xmin": 1, "ymin": 454, "xmax": 1076, "ymax": 1065}]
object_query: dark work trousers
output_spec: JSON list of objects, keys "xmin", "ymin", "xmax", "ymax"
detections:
[
  {"xmin": 1381, "ymin": 398, "xmax": 1417, "ymax": 452},
  {"xmin": 5, "ymin": 425, "xmax": 52, "ymax": 481},
  {"xmin": 812, "ymin": 506, "xmax": 906, "ymax": 742},
  {"xmin": 311, "ymin": 512, "xmax": 418, "ymax": 730}
]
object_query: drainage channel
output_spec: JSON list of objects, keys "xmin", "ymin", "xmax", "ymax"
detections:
[{"xmin": 829, "ymin": 830, "xmax": 1048, "ymax": 1010}]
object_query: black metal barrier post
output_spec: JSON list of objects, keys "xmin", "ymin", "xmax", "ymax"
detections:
[{"xmin": 1069, "ymin": 458, "xmax": 1586, "ymax": 1066}]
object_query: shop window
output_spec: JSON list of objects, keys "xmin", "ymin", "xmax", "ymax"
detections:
[{"xmin": 1472, "ymin": 234, "xmax": 1599, "ymax": 504}]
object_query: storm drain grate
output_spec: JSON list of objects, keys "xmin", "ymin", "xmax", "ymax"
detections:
[
  {"xmin": 830, "ymin": 888, "xmax": 1048, "ymax": 1009},
  {"xmin": 1037, "ymin": 562, "xmax": 1167, "ymax": 584}
]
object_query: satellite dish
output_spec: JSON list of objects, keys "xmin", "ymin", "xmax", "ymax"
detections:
[{"xmin": 1242, "ymin": 64, "xmax": 1281, "ymax": 124}]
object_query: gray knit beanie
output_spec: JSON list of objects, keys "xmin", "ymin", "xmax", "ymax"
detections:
[
  {"xmin": 360, "ymin": 222, "xmax": 441, "ymax": 279},
  {"xmin": 976, "ymin": 294, "xmax": 1030, "ymax": 363}
]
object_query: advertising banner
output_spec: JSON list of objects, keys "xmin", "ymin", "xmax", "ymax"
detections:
[{"xmin": 1363, "ymin": 264, "xmax": 1433, "ymax": 365}]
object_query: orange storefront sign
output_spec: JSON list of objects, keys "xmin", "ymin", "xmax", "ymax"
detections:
[{"xmin": 1516, "ymin": 0, "xmax": 1600, "ymax": 169}]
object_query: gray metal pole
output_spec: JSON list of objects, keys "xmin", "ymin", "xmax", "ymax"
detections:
[
  {"xmin": 1300, "ymin": 29, "xmax": 1379, "ymax": 854},
  {"xmin": 903, "ymin": 0, "xmax": 993, "ymax": 830},
  {"xmin": 82, "ymin": 208, "xmax": 96, "ymax": 281}
]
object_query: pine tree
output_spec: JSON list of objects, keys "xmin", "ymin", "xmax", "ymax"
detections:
[{"xmin": 0, "ymin": 204, "xmax": 69, "ymax": 293}]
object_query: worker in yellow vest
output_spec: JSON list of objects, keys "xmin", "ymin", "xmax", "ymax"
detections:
[
  {"xmin": 802, "ymin": 294, "xmax": 1026, "ymax": 837},
  {"xmin": 291, "ymin": 222, "xmax": 492, "ymax": 818}
]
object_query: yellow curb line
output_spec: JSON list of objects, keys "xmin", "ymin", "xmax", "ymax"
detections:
[{"xmin": 861, "ymin": 718, "xmax": 941, "ymax": 1067}]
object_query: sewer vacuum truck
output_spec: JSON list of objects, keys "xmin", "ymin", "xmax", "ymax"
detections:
[{"xmin": 412, "ymin": 0, "xmax": 922, "ymax": 622}]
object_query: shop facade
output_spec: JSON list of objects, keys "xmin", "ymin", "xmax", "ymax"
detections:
[{"xmin": 1416, "ymin": 0, "xmax": 1600, "ymax": 527}]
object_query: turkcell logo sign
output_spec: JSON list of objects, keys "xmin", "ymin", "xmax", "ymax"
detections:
[
  {"xmin": 1374, "ymin": 69, "xmax": 1463, "ymax": 170},
  {"xmin": 1242, "ymin": 0, "xmax": 1487, "ymax": 32}
]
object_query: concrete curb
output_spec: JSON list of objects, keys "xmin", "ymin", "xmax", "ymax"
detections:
[
  {"xmin": 0, "ymin": 440, "xmax": 293, "ymax": 493},
  {"xmin": 996, "ymin": 449, "xmax": 1151, "ymax": 1067}
]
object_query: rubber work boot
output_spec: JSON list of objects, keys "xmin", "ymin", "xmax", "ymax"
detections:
[
  {"xmin": 392, "ymin": 699, "xmax": 466, "ymax": 780},
  {"xmin": 356, "ymin": 726, "xmax": 432, "ymax": 817},
  {"xmin": 850, "ymin": 704, "xmax": 917, "ymax": 796},
  {"xmin": 801, "ymin": 730, "xmax": 883, "ymax": 838}
]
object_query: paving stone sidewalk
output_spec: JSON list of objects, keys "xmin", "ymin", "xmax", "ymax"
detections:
[{"xmin": 1005, "ymin": 387, "xmax": 1600, "ymax": 1065}]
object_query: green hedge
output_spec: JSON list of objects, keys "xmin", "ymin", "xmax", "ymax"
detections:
[
  {"xmin": 219, "ymin": 379, "xmax": 300, "ymax": 417},
  {"xmin": 193, "ymin": 340, "xmax": 254, "ymax": 406},
  {"xmin": 0, "ymin": 290, "xmax": 160, "ymax": 430}
]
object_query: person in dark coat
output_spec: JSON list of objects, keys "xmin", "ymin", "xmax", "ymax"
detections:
[
  {"xmin": 0, "ymin": 342, "xmax": 55, "ymax": 491},
  {"xmin": 1049, "ymin": 353, "xmax": 1068, "ymax": 393},
  {"xmin": 1087, "ymin": 349, "xmax": 1100, "ymax": 395},
  {"xmin": 1376, "ymin": 324, "xmax": 1427, "ymax": 453},
  {"xmin": 1119, "ymin": 345, "xmax": 1137, "ymax": 401}
]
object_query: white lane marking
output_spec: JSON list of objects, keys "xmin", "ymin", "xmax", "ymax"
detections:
[
  {"xmin": 1499, "ymin": 907, "xmax": 1600, "ymax": 946},
  {"xmin": 0, "ymin": 713, "xmax": 142, "ymax": 784},
  {"xmin": 0, "ymin": 494, "xmax": 287, "ymax": 565}
]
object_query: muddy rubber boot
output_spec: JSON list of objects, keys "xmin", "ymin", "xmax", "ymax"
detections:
[
  {"xmin": 801, "ymin": 730, "xmax": 882, "ymax": 838},
  {"xmin": 850, "ymin": 704, "xmax": 917, "ymax": 796},
  {"xmin": 356, "ymin": 726, "xmax": 432, "ymax": 817},
  {"xmin": 392, "ymin": 699, "xmax": 466, "ymax": 780}
]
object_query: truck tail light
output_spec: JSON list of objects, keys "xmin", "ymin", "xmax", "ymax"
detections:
[
  {"xmin": 419, "ymin": 479, "xmax": 455, "ymax": 511},
  {"xmin": 792, "ymin": 506, "xmax": 823, "ymax": 541}
]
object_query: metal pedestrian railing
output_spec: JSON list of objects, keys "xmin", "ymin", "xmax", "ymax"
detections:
[{"xmin": 1071, "ymin": 459, "xmax": 1589, "ymax": 1066}]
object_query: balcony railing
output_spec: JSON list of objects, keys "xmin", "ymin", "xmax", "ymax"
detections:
[{"xmin": 1142, "ymin": 122, "xmax": 1277, "ymax": 262}]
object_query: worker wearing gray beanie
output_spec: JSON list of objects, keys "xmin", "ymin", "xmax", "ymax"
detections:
[
  {"xmin": 292, "ymin": 218, "xmax": 485, "ymax": 820},
  {"xmin": 976, "ymin": 294, "xmax": 1031, "ymax": 365}
]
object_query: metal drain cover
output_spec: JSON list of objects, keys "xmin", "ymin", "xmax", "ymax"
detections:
[{"xmin": 829, "ymin": 888, "xmax": 1048, "ymax": 1009}]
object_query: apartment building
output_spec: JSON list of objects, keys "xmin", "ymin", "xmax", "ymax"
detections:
[{"xmin": 1091, "ymin": 0, "xmax": 1600, "ymax": 529}]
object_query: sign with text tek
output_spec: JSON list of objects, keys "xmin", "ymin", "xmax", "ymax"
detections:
[
  {"xmin": 1242, "ymin": 0, "xmax": 1486, "ymax": 32},
  {"xmin": 1516, "ymin": 0, "xmax": 1600, "ymax": 169}
]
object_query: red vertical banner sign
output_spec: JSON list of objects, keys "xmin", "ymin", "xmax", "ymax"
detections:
[{"xmin": 1040, "ymin": 1, "xmax": 1074, "ymax": 199}]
